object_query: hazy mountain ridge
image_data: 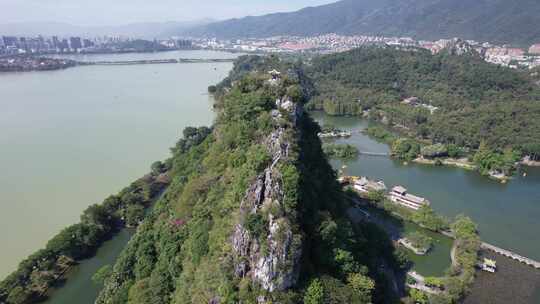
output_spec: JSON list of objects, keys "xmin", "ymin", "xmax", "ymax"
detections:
[
  {"xmin": 0, "ymin": 20, "xmax": 214, "ymax": 38},
  {"xmin": 183, "ymin": 0, "xmax": 540, "ymax": 45}
]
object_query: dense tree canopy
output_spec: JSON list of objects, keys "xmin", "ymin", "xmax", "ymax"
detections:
[{"xmin": 306, "ymin": 46, "xmax": 540, "ymax": 154}]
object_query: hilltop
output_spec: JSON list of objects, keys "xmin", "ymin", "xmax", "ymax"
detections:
[
  {"xmin": 183, "ymin": 0, "xmax": 540, "ymax": 46},
  {"xmin": 94, "ymin": 61, "xmax": 404, "ymax": 303}
]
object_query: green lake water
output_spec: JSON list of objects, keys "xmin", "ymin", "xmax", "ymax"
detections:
[
  {"xmin": 311, "ymin": 112, "xmax": 540, "ymax": 265},
  {"xmin": 0, "ymin": 50, "xmax": 234, "ymax": 279},
  {"xmin": 356, "ymin": 204, "xmax": 453, "ymax": 277},
  {"xmin": 42, "ymin": 229, "xmax": 134, "ymax": 304}
]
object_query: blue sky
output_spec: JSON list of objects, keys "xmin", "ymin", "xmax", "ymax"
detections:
[{"xmin": 0, "ymin": 0, "xmax": 337, "ymax": 26}]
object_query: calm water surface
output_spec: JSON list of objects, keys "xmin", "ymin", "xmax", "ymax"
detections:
[
  {"xmin": 0, "ymin": 50, "xmax": 235, "ymax": 279},
  {"xmin": 311, "ymin": 112, "xmax": 540, "ymax": 263},
  {"xmin": 42, "ymin": 230, "xmax": 134, "ymax": 304}
]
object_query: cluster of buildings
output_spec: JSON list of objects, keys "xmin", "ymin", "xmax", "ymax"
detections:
[
  {"xmin": 401, "ymin": 97, "xmax": 439, "ymax": 114},
  {"xmin": 192, "ymin": 34, "xmax": 417, "ymax": 54},
  {"xmin": 0, "ymin": 35, "xmax": 194, "ymax": 55},
  {"xmin": 3, "ymin": 32, "xmax": 540, "ymax": 69},
  {"xmin": 193, "ymin": 34, "xmax": 540, "ymax": 69},
  {"xmin": 345, "ymin": 176, "xmax": 430, "ymax": 210}
]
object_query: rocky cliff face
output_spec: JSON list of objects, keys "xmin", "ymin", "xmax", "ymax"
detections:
[{"xmin": 231, "ymin": 96, "xmax": 303, "ymax": 292}]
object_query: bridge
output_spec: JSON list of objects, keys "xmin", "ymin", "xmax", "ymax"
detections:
[
  {"xmin": 481, "ymin": 242, "xmax": 540, "ymax": 269},
  {"xmin": 358, "ymin": 151, "xmax": 390, "ymax": 157},
  {"xmin": 83, "ymin": 58, "xmax": 235, "ymax": 66},
  {"xmin": 441, "ymin": 230, "xmax": 540, "ymax": 270}
]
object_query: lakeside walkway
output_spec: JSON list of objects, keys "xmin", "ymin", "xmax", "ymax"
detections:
[
  {"xmin": 480, "ymin": 243, "xmax": 540, "ymax": 269},
  {"xmin": 442, "ymin": 229, "xmax": 540, "ymax": 270},
  {"xmin": 407, "ymin": 271, "xmax": 442, "ymax": 295}
]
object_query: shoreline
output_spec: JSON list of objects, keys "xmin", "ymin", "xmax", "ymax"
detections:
[
  {"xmin": 412, "ymin": 156, "xmax": 476, "ymax": 170},
  {"xmin": 521, "ymin": 159, "xmax": 540, "ymax": 167}
]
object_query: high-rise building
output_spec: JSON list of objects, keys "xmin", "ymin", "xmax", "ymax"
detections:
[
  {"xmin": 2, "ymin": 36, "xmax": 18, "ymax": 47},
  {"xmin": 82, "ymin": 39, "xmax": 94, "ymax": 48},
  {"xmin": 19, "ymin": 37, "xmax": 28, "ymax": 51},
  {"xmin": 60, "ymin": 39, "xmax": 69, "ymax": 52},
  {"xmin": 176, "ymin": 39, "xmax": 193, "ymax": 49},
  {"xmin": 69, "ymin": 37, "xmax": 82, "ymax": 51},
  {"xmin": 52, "ymin": 36, "xmax": 60, "ymax": 49}
]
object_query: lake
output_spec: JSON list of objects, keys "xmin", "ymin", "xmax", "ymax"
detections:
[
  {"xmin": 0, "ymin": 50, "xmax": 235, "ymax": 279},
  {"xmin": 311, "ymin": 112, "xmax": 540, "ymax": 263}
]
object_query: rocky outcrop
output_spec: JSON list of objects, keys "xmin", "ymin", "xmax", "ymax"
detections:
[{"xmin": 231, "ymin": 96, "xmax": 303, "ymax": 292}]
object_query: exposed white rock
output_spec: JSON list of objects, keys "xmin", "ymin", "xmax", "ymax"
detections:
[{"xmin": 231, "ymin": 95, "xmax": 303, "ymax": 292}]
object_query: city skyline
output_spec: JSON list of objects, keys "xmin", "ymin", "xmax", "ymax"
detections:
[{"xmin": 0, "ymin": 0, "xmax": 336, "ymax": 27}]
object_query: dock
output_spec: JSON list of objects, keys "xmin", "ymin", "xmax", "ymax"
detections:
[{"xmin": 481, "ymin": 243, "xmax": 540, "ymax": 269}]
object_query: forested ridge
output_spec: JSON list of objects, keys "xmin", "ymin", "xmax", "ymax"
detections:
[
  {"xmin": 183, "ymin": 0, "xmax": 540, "ymax": 46},
  {"xmin": 304, "ymin": 46, "xmax": 540, "ymax": 175},
  {"xmin": 94, "ymin": 64, "xmax": 404, "ymax": 303}
]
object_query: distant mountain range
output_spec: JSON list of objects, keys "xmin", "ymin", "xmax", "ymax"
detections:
[
  {"xmin": 183, "ymin": 0, "xmax": 540, "ymax": 46},
  {"xmin": 0, "ymin": 20, "xmax": 214, "ymax": 38}
]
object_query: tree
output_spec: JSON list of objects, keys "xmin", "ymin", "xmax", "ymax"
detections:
[
  {"xmin": 366, "ymin": 190, "xmax": 385, "ymax": 203},
  {"xmin": 405, "ymin": 232, "xmax": 432, "ymax": 251},
  {"xmin": 81, "ymin": 204, "xmax": 113, "ymax": 228},
  {"xmin": 304, "ymin": 278, "xmax": 324, "ymax": 304},
  {"xmin": 392, "ymin": 138, "xmax": 421, "ymax": 161},
  {"xmin": 125, "ymin": 205, "xmax": 145, "ymax": 227},
  {"xmin": 92, "ymin": 265, "xmax": 112, "ymax": 285},
  {"xmin": 127, "ymin": 279, "xmax": 153, "ymax": 304},
  {"xmin": 424, "ymin": 277, "xmax": 444, "ymax": 288},
  {"xmin": 451, "ymin": 215, "xmax": 477, "ymax": 239},
  {"xmin": 6, "ymin": 286, "xmax": 31, "ymax": 304},
  {"xmin": 447, "ymin": 144, "xmax": 462, "ymax": 158},
  {"xmin": 347, "ymin": 273, "xmax": 375, "ymax": 303},
  {"xmin": 420, "ymin": 144, "xmax": 448, "ymax": 159},
  {"xmin": 409, "ymin": 289, "xmax": 428, "ymax": 304},
  {"xmin": 334, "ymin": 249, "xmax": 361, "ymax": 275},
  {"xmin": 412, "ymin": 206, "xmax": 447, "ymax": 231},
  {"xmin": 150, "ymin": 161, "xmax": 166, "ymax": 175}
]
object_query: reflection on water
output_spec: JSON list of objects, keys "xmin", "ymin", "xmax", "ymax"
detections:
[
  {"xmin": 310, "ymin": 111, "xmax": 540, "ymax": 263},
  {"xmin": 358, "ymin": 204, "xmax": 452, "ymax": 277},
  {"xmin": 43, "ymin": 230, "xmax": 134, "ymax": 304}
]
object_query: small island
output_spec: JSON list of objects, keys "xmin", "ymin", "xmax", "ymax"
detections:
[
  {"xmin": 0, "ymin": 56, "xmax": 77, "ymax": 72},
  {"xmin": 322, "ymin": 143, "xmax": 359, "ymax": 160},
  {"xmin": 399, "ymin": 231, "xmax": 433, "ymax": 255}
]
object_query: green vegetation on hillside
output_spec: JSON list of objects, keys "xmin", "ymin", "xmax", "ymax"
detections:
[
  {"xmin": 95, "ymin": 68, "xmax": 405, "ymax": 303},
  {"xmin": 305, "ymin": 46, "xmax": 540, "ymax": 176},
  {"xmin": 185, "ymin": 0, "xmax": 540, "ymax": 46},
  {"xmin": 0, "ymin": 168, "xmax": 168, "ymax": 304}
]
